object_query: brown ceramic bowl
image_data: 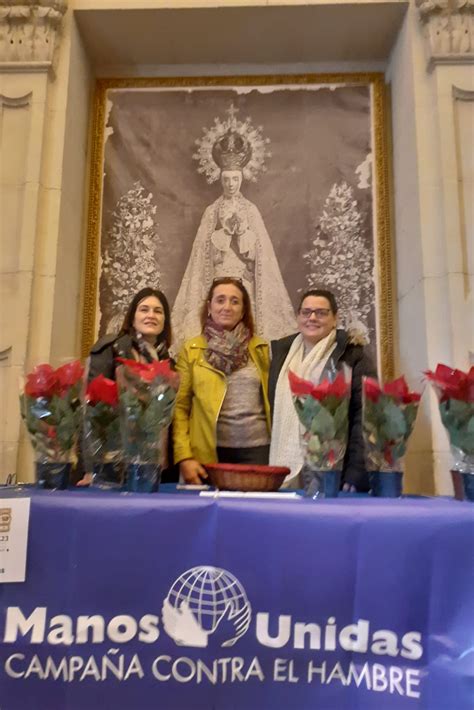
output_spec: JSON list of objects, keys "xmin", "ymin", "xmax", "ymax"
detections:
[{"xmin": 204, "ymin": 463, "xmax": 290, "ymax": 492}]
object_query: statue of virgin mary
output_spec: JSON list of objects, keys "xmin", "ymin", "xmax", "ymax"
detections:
[{"xmin": 171, "ymin": 105, "xmax": 297, "ymax": 350}]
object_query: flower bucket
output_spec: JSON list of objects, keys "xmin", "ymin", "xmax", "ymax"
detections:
[
  {"xmin": 369, "ymin": 471, "xmax": 403, "ymax": 498},
  {"xmin": 323, "ymin": 470, "xmax": 341, "ymax": 498},
  {"xmin": 451, "ymin": 470, "xmax": 474, "ymax": 502},
  {"xmin": 302, "ymin": 468, "xmax": 341, "ymax": 499}
]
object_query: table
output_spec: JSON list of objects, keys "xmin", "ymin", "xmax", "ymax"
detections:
[{"xmin": 0, "ymin": 489, "xmax": 473, "ymax": 709}]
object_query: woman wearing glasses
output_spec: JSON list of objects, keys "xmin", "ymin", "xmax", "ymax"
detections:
[
  {"xmin": 173, "ymin": 277, "xmax": 271, "ymax": 484},
  {"xmin": 269, "ymin": 289, "xmax": 376, "ymax": 491}
]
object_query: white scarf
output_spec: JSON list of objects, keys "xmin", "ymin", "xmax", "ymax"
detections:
[{"xmin": 269, "ymin": 329, "xmax": 337, "ymax": 486}]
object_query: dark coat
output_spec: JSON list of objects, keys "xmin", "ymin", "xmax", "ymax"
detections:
[
  {"xmin": 85, "ymin": 333, "xmax": 178, "ymax": 484},
  {"xmin": 89, "ymin": 333, "xmax": 154, "ymax": 382},
  {"xmin": 269, "ymin": 330, "xmax": 377, "ymax": 492}
]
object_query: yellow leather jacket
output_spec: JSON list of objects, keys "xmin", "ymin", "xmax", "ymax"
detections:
[{"xmin": 173, "ymin": 334, "xmax": 270, "ymax": 464}]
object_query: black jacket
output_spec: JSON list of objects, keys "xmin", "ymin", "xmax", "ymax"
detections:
[
  {"xmin": 269, "ymin": 330, "xmax": 376, "ymax": 492},
  {"xmin": 88, "ymin": 333, "xmax": 171, "ymax": 382}
]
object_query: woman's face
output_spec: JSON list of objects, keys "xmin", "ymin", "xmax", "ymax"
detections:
[
  {"xmin": 221, "ymin": 170, "xmax": 242, "ymax": 198},
  {"xmin": 208, "ymin": 284, "xmax": 244, "ymax": 330},
  {"xmin": 133, "ymin": 296, "xmax": 165, "ymax": 341},
  {"xmin": 297, "ymin": 295, "xmax": 337, "ymax": 345}
]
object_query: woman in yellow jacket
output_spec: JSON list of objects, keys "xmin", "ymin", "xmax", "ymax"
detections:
[{"xmin": 173, "ymin": 277, "xmax": 271, "ymax": 484}]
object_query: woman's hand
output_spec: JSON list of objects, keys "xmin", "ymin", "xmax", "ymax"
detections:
[
  {"xmin": 179, "ymin": 459, "xmax": 208, "ymax": 485},
  {"xmin": 342, "ymin": 482, "xmax": 357, "ymax": 493}
]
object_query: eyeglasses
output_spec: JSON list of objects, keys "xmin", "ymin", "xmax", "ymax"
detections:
[{"xmin": 299, "ymin": 308, "xmax": 332, "ymax": 319}]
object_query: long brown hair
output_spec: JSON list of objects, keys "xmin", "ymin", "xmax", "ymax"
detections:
[
  {"xmin": 119, "ymin": 287, "xmax": 172, "ymax": 349},
  {"xmin": 200, "ymin": 278, "xmax": 254, "ymax": 336}
]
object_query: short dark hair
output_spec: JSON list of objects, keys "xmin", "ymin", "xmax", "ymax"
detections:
[
  {"xmin": 120, "ymin": 287, "xmax": 172, "ymax": 348},
  {"xmin": 298, "ymin": 289, "xmax": 338, "ymax": 315},
  {"xmin": 200, "ymin": 278, "xmax": 254, "ymax": 335}
]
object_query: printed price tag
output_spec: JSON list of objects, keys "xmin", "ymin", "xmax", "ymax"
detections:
[{"xmin": 0, "ymin": 498, "xmax": 30, "ymax": 582}]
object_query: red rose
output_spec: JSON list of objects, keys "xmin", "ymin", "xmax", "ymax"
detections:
[
  {"xmin": 24, "ymin": 364, "xmax": 58, "ymax": 398},
  {"xmin": 56, "ymin": 360, "xmax": 84, "ymax": 393},
  {"xmin": 364, "ymin": 377, "xmax": 382, "ymax": 403},
  {"xmin": 311, "ymin": 378, "xmax": 331, "ymax": 401},
  {"xmin": 425, "ymin": 364, "xmax": 474, "ymax": 402},
  {"xmin": 288, "ymin": 371, "xmax": 315, "ymax": 397},
  {"xmin": 46, "ymin": 425, "xmax": 56, "ymax": 439},
  {"xmin": 86, "ymin": 375, "xmax": 118, "ymax": 407},
  {"xmin": 289, "ymin": 370, "xmax": 350, "ymax": 401},
  {"xmin": 116, "ymin": 358, "xmax": 175, "ymax": 384},
  {"xmin": 383, "ymin": 376, "xmax": 421, "ymax": 404},
  {"xmin": 327, "ymin": 371, "xmax": 350, "ymax": 399}
]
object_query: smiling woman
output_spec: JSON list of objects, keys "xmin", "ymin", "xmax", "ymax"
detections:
[
  {"xmin": 77, "ymin": 287, "xmax": 177, "ymax": 485},
  {"xmin": 173, "ymin": 277, "xmax": 271, "ymax": 484},
  {"xmin": 88, "ymin": 287, "xmax": 172, "ymax": 382},
  {"xmin": 268, "ymin": 288, "xmax": 376, "ymax": 492}
]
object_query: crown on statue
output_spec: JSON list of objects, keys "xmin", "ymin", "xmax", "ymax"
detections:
[
  {"xmin": 193, "ymin": 103, "xmax": 271, "ymax": 184},
  {"xmin": 212, "ymin": 130, "xmax": 252, "ymax": 171}
]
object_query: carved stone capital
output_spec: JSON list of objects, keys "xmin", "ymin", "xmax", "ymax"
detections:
[
  {"xmin": 416, "ymin": 0, "xmax": 474, "ymax": 68},
  {"xmin": 0, "ymin": 1, "xmax": 67, "ymax": 67}
]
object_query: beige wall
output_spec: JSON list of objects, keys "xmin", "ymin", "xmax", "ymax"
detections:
[
  {"xmin": 388, "ymin": 2, "xmax": 473, "ymax": 494},
  {"xmin": 1, "ymin": 4, "xmax": 93, "ymax": 480}
]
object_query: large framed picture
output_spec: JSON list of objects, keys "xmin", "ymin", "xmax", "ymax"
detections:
[{"xmin": 83, "ymin": 74, "xmax": 393, "ymax": 376}]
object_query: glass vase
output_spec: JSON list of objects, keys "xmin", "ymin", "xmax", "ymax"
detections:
[
  {"xmin": 91, "ymin": 459, "xmax": 123, "ymax": 491},
  {"xmin": 450, "ymin": 448, "xmax": 474, "ymax": 502},
  {"xmin": 126, "ymin": 463, "xmax": 161, "ymax": 493},
  {"xmin": 35, "ymin": 461, "xmax": 71, "ymax": 490}
]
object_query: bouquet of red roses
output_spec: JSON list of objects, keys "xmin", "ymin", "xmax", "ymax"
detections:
[
  {"xmin": 20, "ymin": 361, "xmax": 84, "ymax": 463},
  {"xmin": 362, "ymin": 376, "xmax": 421, "ymax": 472},
  {"xmin": 425, "ymin": 364, "xmax": 474, "ymax": 473},
  {"xmin": 289, "ymin": 369, "xmax": 351, "ymax": 471},
  {"xmin": 85, "ymin": 375, "xmax": 121, "ymax": 461},
  {"xmin": 116, "ymin": 359, "xmax": 179, "ymax": 465}
]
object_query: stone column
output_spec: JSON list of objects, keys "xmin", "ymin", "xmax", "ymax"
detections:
[{"xmin": 0, "ymin": 0, "xmax": 68, "ymax": 481}]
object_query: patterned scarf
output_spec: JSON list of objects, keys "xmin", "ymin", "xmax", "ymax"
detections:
[
  {"xmin": 133, "ymin": 330, "xmax": 169, "ymax": 363},
  {"xmin": 203, "ymin": 318, "xmax": 251, "ymax": 375}
]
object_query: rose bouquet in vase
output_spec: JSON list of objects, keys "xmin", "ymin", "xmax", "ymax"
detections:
[
  {"xmin": 20, "ymin": 361, "xmax": 84, "ymax": 489},
  {"xmin": 116, "ymin": 359, "xmax": 179, "ymax": 492},
  {"xmin": 362, "ymin": 377, "xmax": 421, "ymax": 497},
  {"xmin": 84, "ymin": 375, "xmax": 122, "ymax": 490},
  {"xmin": 289, "ymin": 369, "xmax": 351, "ymax": 497},
  {"xmin": 425, "ymin": 364, "xmax": 474, "ymax": 501}
]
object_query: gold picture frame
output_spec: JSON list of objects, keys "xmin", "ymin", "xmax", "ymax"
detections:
[{"xmin": 82, "ymin": 73, "xmax": 394, "ymax": 379}]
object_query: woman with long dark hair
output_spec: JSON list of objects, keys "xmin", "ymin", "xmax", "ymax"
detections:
[
  {"xmin": 78, "ymin": 287, "xmax": 176, "ymax": 484},
  {"xmin": 88, "ymin": 287, "xmax": 172, "ymax": 381}
]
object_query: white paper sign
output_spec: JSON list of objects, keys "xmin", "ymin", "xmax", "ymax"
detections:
[
  {"xmin": 199, "ymin": 491, "xmax": 301, "ymax": 500},
  {"xmin": 0, "ymin": 498, "xmax": 30, "ymax": 583}
]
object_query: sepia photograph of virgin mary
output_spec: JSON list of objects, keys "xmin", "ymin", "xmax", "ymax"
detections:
[{"xmin": 94, "ymin": 80, "xmax": 386, "ymax": 364}]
